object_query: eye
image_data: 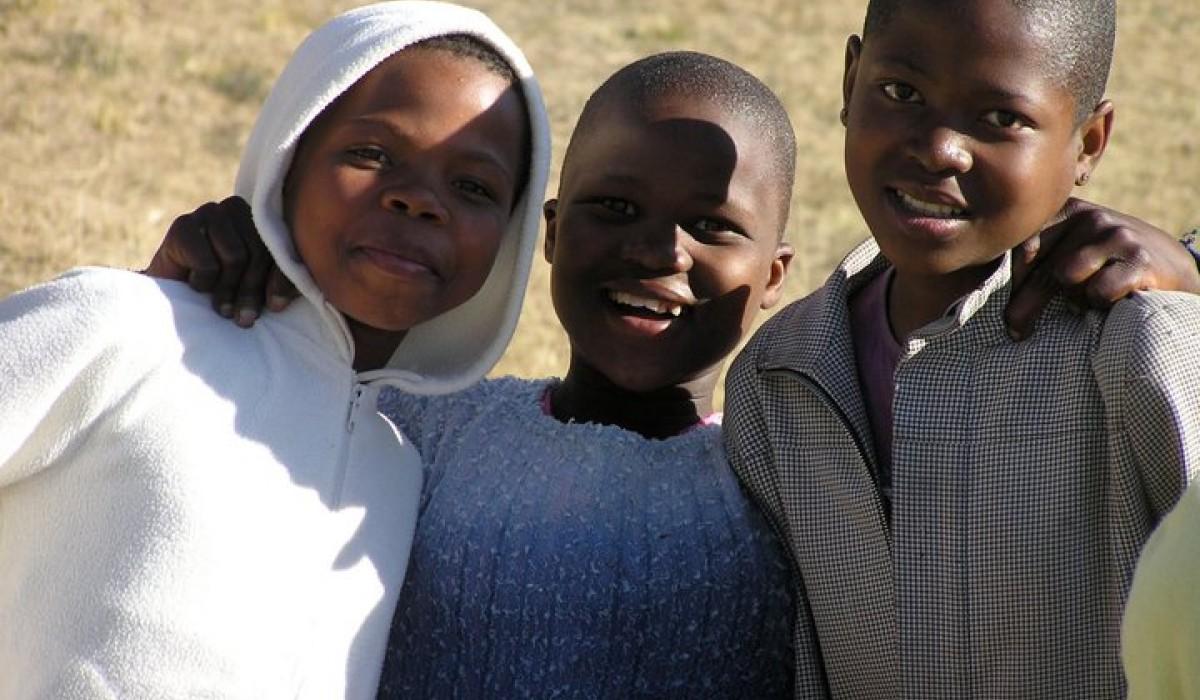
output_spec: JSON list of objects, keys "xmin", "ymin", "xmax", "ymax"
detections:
[
  {"xmin": 688, "ymin": 217, "xmax": 739, "ymax": 236},
  {"xmin": 881, "ymin": 81, "xmax": 922, "ymax": 104},
  {"xmin": 454, "ymin": 178, "xmax": 498, "ymax": 203},
  {"xmin": 982, "ymin": 109, "xmax": 1030, "ymax": 131},
  {"xmin": 346, "ymin": 146, "xmax": 391, "ymax": 167},
  {"xmin": 599, "ymin": 197, "xmax": 637, "ymax": 217}
]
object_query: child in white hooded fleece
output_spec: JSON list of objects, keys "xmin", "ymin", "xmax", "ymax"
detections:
[{"xmin": 0, "ymin": 2, "xmax": 549, "ymax": 698}]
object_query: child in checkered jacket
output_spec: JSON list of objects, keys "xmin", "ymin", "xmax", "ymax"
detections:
[{"xmin": 724, "ymin": 0, "xmax": 1200, "ymax": 698}]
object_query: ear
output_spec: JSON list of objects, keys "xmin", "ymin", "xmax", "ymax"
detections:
[
  {"xmin": 841, "ymin": 35, "xmax": 864, "ymax": 125},
  {"xmin": 759, "ymin": 242, "xmax": 794, "ymax": 310},
  {"xmin": 1075, "ymin": 99, "xmax": 1114, "ymax": 184},
  {"xmin": 542, "ymin": 198, "xmax": 558, "ymax": 263}
]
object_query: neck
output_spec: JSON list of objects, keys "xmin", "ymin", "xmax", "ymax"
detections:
[
  {"xmin": 347, "ymin": 317, "xmax": 407, "ymax": 372},
  {"xmin": 887, "ymin": 258, "xmax": 1004, "ymax": 341},
  {"xmin": 550, "ymin": 357, "xmax": 717, "ymax": 440}
]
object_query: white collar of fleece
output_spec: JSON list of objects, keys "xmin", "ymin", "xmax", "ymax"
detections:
[{"xmin": 233, "ymin": 1, "xmax": 550, "ymax": 395}]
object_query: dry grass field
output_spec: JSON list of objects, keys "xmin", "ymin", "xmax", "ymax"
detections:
[{"xmin": 1, "ymin": 0, "xmax": 1197, "ymax": 400}]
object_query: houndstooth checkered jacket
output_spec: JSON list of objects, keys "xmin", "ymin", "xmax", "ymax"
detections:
[{"xmin": 724, "ymin": 239, "xmax": 1200, "ymax": 700}]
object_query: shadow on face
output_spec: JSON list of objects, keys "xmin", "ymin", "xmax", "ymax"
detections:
[{"xmin": 544, "ymin": 99, "xmax": 792, "ymax": 397}]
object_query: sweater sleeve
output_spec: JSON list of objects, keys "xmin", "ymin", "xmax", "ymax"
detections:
[{"xmin": 1096, "ymin": 291, "xmax": 1200, "ymax": 520}]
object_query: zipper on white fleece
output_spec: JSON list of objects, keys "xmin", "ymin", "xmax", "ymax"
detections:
[
  {"xmin": 331, "ymin": 383, "xmax": 366, "ymax": 503},
  {"xmin": 345, "ymin": 384, "xmax": 365, "ymax": 434}
]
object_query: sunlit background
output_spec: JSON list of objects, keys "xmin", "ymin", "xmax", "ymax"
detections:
[{"xmin": 2, "ymin": 1, "xmax": 1196, "ymax": 404}]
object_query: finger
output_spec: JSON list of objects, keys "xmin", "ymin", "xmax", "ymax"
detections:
[
  {"xmin": 1018, "ymin": 232, "xmax": 1041, "ymax": 266},
  {"xmin": 163, "ymin": 211, "xmax": 221, "ymax": 290},
  {"xmin": 1004, "ymin": 264, "xmax": 1059, "ymax": 341},
  {"xmin": 1009, "ymin": 197, "xmax": 1089, "ymax": 291},
  {"xmin": 225, "ymin": 199, "xmax": 271, "ymax": 327},
  {"xmin": 1080, "ymin": 260, "xmax": 1145, "ymax": 309},
  {"xmin": 1031, "ymin": 196, "xmax": 1091, "ymax": 259},
  {"xmin": 265, "ymin": 265, "xmax": 299, "ymax": 312},
  {"xmin": 1021, "ymin": 201, "xmax": 1120, "ymax": 293},
  {"xmin": 202, "ymin": 201, "xmax": 251, "ymax": 317},
  {"xmin": 144, "ymin": 213, "xmax": 198, "ymax": 282},
  {"xmin": 1010, "ymin": 233, "xmax": 1041, "ymax": 292},
  {"xmin": 233, "ymin": 238, "xmax": 267, "ymax": 327},
  {"xmin": 1047, "ymin": 238, "xmax": 1114, "ymax": 288}
]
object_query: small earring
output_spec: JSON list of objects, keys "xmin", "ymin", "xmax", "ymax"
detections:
[
  {"xmin": 1075, "ymin": 172, "xmax": 1090, "ymax": 186},
  {"xmin": 839, "ymin": 106, "xmax": 849, "ymax": 126}
]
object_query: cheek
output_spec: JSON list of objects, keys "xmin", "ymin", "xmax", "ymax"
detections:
[
  {"xmin": 286, "ymin": 170, "xmax": 349, "ymax": 268},
  {"xmin": 452, "ymin": 215, "xmax": 509, "ymax": 290},
  {"xmin": 977, "ymin": 148, "xmax": 1074, "ymax": 224},
  {"xmin": 700, "ymin": 257, "xmax": 763, "ymax": 323}
]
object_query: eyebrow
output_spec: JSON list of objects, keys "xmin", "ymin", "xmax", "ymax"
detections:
[
  {"xmin": 593, "ymin": 173, "xmax": 642, "ymax": 187},
  {"xmin": 873, "ymin": 56, "xmax": 1045, "ymax": 107},
  {"xmin": 974, "ymin": 86, "xmax": 1041, "ymax": 106},
  {"xmin": 874, "ymin": 55, "xmax": 929, "ymax": 78}
]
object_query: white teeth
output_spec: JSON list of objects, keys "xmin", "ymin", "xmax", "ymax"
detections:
[
  {"xmin": 896, "ymin": 190, "xmax": 968, "ymax": 218},
  {"xmin": 608, "ymin": 290, "xmax": 683, "ymax": 317}
]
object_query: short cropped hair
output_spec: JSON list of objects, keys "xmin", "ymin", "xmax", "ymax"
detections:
[
  {"xmin": 568, "ymin": 51, "xmax": 797, "ymax": 232},
  {"xmin": 412, "ymin": 33, "xmax": 518, "ymax": 85},
  {"xmin": 863, "ymin": 0, "xmax": 1115, "ymax": 121}
]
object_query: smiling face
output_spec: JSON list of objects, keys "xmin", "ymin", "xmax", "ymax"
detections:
[
  {"xmin": 284, "ymin": 46, "xmax": 527, "ymax": 336},
  {"xmin": 545, "ymin": 96, "xmax": 792, "ymax": 394},
  {"xmin": 843, "ymin": 0, "xmax": 1111, "ymax": 290}
]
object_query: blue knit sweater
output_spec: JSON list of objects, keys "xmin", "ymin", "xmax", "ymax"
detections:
[{"xmin": 375, "ymin": 377, "xmax": 793, "ymax": 698}]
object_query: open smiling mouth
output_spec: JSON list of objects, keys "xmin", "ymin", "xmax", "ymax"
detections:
[
  {"xmin": 606, "ymin": 290, "xmax": 685, "ymax": 320},
  {"xmin": 890, "ymin": 188, "xmax": 971, "ymax": 219}
]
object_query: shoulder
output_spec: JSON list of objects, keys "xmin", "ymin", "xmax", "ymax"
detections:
[
  {"xmin": 1095, "ymin": 291, "xmax": 1200, "ymax": 378},
  {"xmin": 0, "ymin": 268, "xmax": 197, "ymax": 365},
  {"xmin": 378, "ymin": 376, "xmax": 550, "ymax": 454},
  {"xmin": 740, "ymin": 283, "xmax": 838, "ymax": 369},
  {"xmin": 3, "ymin": 267, "xmax": 206, "ymax": 334},
  {"xmin": 379, "ymin": 376, "xmax": 546, "ymax": 418},
  {"xmin": 0, "ymin": 269, "xmax": 203, "ymax": 484},
  {"xmin": 741, "ymin": 243, "xmax": 885, "ymax": 370},
  {"xmin": 5, "ymin": 267, "xmax": 153, "ymax": 315}
]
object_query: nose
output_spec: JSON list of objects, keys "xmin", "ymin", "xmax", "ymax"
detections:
[
  {"xmin": 621, "ymin": 221, "xmax": 693, "ymax": 274},
  {"xmin": 910, "ymin": 124, "xmax": 973, "ymax": 175},
  {"xmin": 382, "ymin": 181, "xmax": 449, "ymax": 224}
]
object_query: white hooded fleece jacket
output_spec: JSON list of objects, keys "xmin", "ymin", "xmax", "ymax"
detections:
[{"xmin": 0, "ymin": 2, "xmax": 550, "ymax": 698}]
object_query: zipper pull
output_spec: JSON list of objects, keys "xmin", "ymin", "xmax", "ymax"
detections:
[{"xmin": 346, "ymin": 385, "xmax": 365, "ymax": 433}]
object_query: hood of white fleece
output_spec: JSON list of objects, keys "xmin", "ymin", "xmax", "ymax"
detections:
[{"xmin": 233, "ymin": 0, "xmax": 550, "ymax": 395}]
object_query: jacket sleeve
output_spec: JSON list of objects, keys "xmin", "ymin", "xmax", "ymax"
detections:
[
  {"xmin": 0, "ymin": 270, "xmax": 142, "ymax": 488},
  {"xmin": 1098, "ymin": 291, "xmax": 1200, "ymax": 520}
]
